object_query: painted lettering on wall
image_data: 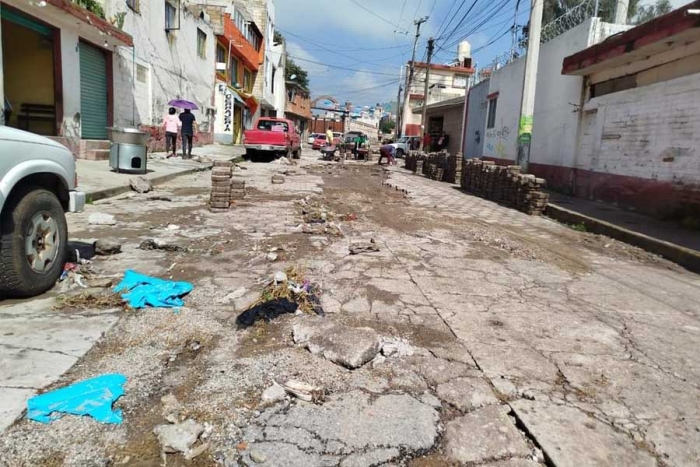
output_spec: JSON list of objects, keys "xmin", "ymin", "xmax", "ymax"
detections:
[
  {"xmin": 218, "ymin": 84, "xmax": 233, "ymax": 133},
  {"xmin": 485, "ymin": 125, "xmax": 511, "ymax": 159}
]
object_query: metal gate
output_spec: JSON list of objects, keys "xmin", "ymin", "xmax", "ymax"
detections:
[{"xmin": 79, "ymin": 42, "xmax": 108, "ymax": 139}]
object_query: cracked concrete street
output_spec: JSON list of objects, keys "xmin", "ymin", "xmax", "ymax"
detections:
[{"xmin": 0, "ymin": 149, "xmax": 699, "ymax": 467}]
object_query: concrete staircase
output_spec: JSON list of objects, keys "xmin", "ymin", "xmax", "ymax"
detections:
[{"xmin": 79, "ymin": 139, "xmax": 111, "ymax": 161}]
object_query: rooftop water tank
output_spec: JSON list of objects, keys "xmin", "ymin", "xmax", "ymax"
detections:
[{"xmin": 458, "ymin": 41, "xmax": 472, "ymax": 62}]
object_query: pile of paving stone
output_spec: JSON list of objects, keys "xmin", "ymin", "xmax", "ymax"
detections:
[
  {"xmin": 210, "ymin": 161, "xmax": 246, "ymax": 212},
  {"xmin": 461, "ymin": 159, "xmax": 548, "ymax": 215}
]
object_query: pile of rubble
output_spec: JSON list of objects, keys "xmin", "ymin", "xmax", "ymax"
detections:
[
  {"xmin": 461, "ymin": 159, "xmax": 549, "ymax": 215},
  {"xmin": 209, "ymin": 161, "xmax": 246, "ymax": 212},
  {"xmin": 405, "ymin": 152, "xmax": 462, "ymax": 184}
]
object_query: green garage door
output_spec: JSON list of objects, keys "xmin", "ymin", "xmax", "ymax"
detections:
[{"xmin": 79, "ymin": 42, "xmax": 108, "ymax": 139}]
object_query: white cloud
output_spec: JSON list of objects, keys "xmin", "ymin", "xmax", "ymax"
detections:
[{"xmin": 276, "ymin": 0, "xmax": 439, "ymax": 41}]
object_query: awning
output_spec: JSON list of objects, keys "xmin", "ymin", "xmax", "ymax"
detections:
[{"xmin": 234, "ymin": 88, "xmax": 259, "ymax": 115}]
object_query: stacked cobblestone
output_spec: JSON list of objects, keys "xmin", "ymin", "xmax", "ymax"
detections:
[
  {"xmin": 406, "ymin": 151, "xmax": 463, "ymax": 184},
  {"xmin": 230, "ymin": 178, "xmax": 246, "ymax": 202},
  {"xmin": 210, "ymin": 161, "xmax": 232, "ymax": 212},
  {"xmin": 461, "ymin": 158, "xmax": 549, "ymax": 215}
]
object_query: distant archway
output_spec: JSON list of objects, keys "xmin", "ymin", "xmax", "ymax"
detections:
[{"xmin": 311, "ymin": 95, "xmax": 340, "ymax": 111}]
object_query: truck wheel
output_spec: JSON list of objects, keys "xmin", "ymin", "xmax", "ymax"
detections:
[
  {"xmin": 396, "ymin": 149, "xmax": 405, "ymax": 159},
  {"xmin": 0, "ymin": 186, "xmax": 68, "ymax": 297}
]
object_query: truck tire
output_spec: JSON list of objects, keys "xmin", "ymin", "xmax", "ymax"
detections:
[
  {"xmin": 0, "ymin": 186, "xmax": 68, "ymax": 297},
  {"xmin": 396, "ymin": 148, "xmax": 405, "ymax": 159}
]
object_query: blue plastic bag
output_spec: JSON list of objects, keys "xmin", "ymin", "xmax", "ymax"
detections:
[
  {"xmin": 114, "ymin": 270, "xmax": 193, "ymax": 309},
  {"xmin": 27, "ymin": 374, "xmax": 127, "ymax": 424}
]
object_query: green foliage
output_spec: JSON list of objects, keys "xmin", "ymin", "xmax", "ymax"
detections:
[
  {"xmin": 286, "ymin": 56, "xmax": 310, "ymax": 91},
  {"xmin": 634, "ymin": 0, "xmax": 672, "ymax": 24},
  {"xmin": 72, "ymin": 0, "xmax": 106, "ymax": 19},
  {"xmin": 379, "ymin": 119, "xmax": 396, "ymax": 134},
  {"xmin": 274, "ymin": 30, "xmax": 284, "ymax": 44},
  {"xmin": 570, "ymin": 222, "xmax": 588, "ymax": 232}
]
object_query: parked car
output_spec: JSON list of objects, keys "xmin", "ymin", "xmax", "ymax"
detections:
[
  {"xmin": 389, "ymin": 136, "xmax": 421, "ymax": 158},
  {"xmin": 0, "ymin": 126, "xmax": 85, "ymax": 297},
  {"xmin": 244, "ymin": 117, "xmax": 301, "ymax": 160},
  {"xmin": 312, "ymin": 134, "xmax": 342, "ymax": 150},
  {"xmin": 307, "ymin": 133, "xmax": 321, "ymax": 145}
]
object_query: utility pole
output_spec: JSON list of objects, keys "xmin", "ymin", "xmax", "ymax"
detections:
[
  {"xmin": 614, "ymin": 0, "xmax": 629, "ymax": 24},
  {"xmin": 402, "ymin": 17, "xmax": 428, "ymax": 136},
  {"xmin": 516, "ymin": 0, "xmax": 543, "ymax": 171},
  {"xmin": 419, "ymin": 38, "xmax": 435, "ymax": 152},
  {"xmin": 396, "ymin": 65, "xmax": 404, "ymax": 140}
]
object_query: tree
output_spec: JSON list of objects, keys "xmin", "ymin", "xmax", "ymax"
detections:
[
  {"xmin": 286, "ymin": 57, "xmax": 310, "ymax": 91},
  {"xmin": 379, "ymin": 118, "xmax": 395, "ymax": 134},
  {"xmin": 634, "ymin": 0, "xmax": 672, "ymax": 24}
]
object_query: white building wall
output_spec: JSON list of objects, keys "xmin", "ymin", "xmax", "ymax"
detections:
[
  {"xmin": 104, "ymin": 1, "xmax": 216, "ymax": 130},
  {"xmin": 580, "ymin": 72, "xmax": 700, "ymax": 184},
  {"xmin": 270, "ymin": 41, "xmax": 286, "ymax": 118},
  {"xmin": 482, "ymin": 58, "xmax": 525, "ymax": 162}
]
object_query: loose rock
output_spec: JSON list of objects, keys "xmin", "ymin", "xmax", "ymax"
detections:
[
  {"xmin": 261, "ymin": 382, "xmax": 287, "ymax": 403},
  {"xmin": 139, "ymin": 238, "xmax": 187, "ymax": 252},
  {"xmin": 349, "ymin": 239, "xmax": 379, "ymax": 255},
  {"xmin": 130, "ymin": 176, "xmax": 152, "ymax": 193},
  {"xmin": 94, "ymin": 238, "xmax": 122, "ymax": 256},
  {"xmin": 88, "ymin": 213, "xmax": 117, "ymax": 226},
  {"xmin": 154, "ymin": 419, "xmax": 204, "ymax": 455},
  {"xmin": 293, "ymin": 321, "xmax": 380, "ymax": 369},
  {"xmin": 250, "ymin": 449, "xmax": 268, "ymax": 463},
  {"xmin": 282, "ymin": 380, "xmax": 324, "ymax": 404}
]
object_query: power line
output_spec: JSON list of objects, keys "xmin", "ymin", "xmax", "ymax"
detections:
[
  {"xmin": 285, "ymin": 54, "xmax": 398, "ymax": 77},
  {"xmin": 349, "ymin": 0, "xmax": 409, "ymax": 33},
  {"xmin": 435, "ymin": 0, "xmax": 469, "ymax": 40}
]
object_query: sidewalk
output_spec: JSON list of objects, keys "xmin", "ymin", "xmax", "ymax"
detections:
[
  {"xmin": 76, "ymin": 144, "xmax": 245, "ymax": 201},
  {"xmin": 546, "ymin": 191, "xmax": 700, "ymax": 272}
]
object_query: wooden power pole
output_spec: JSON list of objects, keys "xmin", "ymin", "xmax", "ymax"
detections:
[{"xmin": 419, "ymin": 37, "xmax": 435, "ymax": 151}]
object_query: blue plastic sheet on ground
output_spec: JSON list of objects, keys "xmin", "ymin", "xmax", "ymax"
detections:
[
  {"xmin": 27, "ymin": 374, "xmax": 127, "ymax": 424},
  {"xmin": 113, "ymin": 270, "xmax": 193, "ymax": 309}
]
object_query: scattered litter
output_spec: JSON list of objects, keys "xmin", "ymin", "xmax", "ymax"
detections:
[
  {"xmin": 88, "ymin": 213, "xmax": 117, "ymax": 226},
  {"xmin": 113, "ymin": 270, "xmax": 193, "ymax": 309},
  {"xmin": 349, "ymin": 239, "xmax": 379, "ymax": 255},
  {"xmin": 267, "ymin": 252, "xmax": 278, "ymax": 262},
  {"xmin": 27, "ymin": 374, "xmax": 127, "ymax": 424},
  {"xmin": 154, "ymin": 419, "xmax": 205, "ymax": 456},
  {"xmin": 236, "ymin": 298, "xmax": 298, "ymax": 327},
  {"xmin": 139, "ymin": 238, "xmax": 188, "ymax": 252},
  {"xmin": 261, "ymin": 382, "xmax": 287, "ymax": 403},
  {"xmin": 130, "ymin": 175, "xmax": 152, "ymax": 193},
  {"xmin": 282, "ymin": 380, "xmax": 324, "ymax": 404},
  {"xmin": 94, "ymin": 238, "xmax": 122, "ymax": 256},
  {"xmin": 54, "ymin": 291, "xmax": 124, "ymax": 310},
  {"xmin": 340, "ymin": 213, "xmax": 358, "ymax": 222}
]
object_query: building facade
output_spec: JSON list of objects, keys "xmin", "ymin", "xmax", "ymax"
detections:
[
  {"xmin": 402, "ymin": 61, "xmax": 473, "ymax": 136},
  {"xmin": 412, "ymin": 96, "xmax": 465, "ymax": 155},
  {"xmin": 0, "ymin": 0, "xmax": 132, "ymax": 156},
  {"xmin": 102, "ymin": 0, "xmax": 217, "ymax": 152},
  {"xmin": 285, "ymin": 82, "xmax": 311, "ymax": 139}
]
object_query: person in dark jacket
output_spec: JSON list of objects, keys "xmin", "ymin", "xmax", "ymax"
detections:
[{"xmin": 179, "ymin": 109, "xmax": 197, "ymax": 158}]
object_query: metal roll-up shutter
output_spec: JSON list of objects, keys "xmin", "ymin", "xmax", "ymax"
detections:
[{"xmin": 79, "ymin": 42, "xmax": 108, "ymax": 140}]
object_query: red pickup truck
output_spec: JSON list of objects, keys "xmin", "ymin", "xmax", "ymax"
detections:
[{"xmin": 244, "ymin": 117, "xmax": 301, "ymax": 160}]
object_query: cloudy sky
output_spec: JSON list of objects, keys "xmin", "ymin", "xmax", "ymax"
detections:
[{"xmin": 275, "ymin": 0, "xmax": 692, "ymax": 110}]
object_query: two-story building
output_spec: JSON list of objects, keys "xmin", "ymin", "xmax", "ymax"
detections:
[
  {"xmin": 402, "ymin": 60, "xmax": 474, "ymax": 137},
  {"xmin": 285, "ymin": 81, "xmax": 311, "ymax": 139}
]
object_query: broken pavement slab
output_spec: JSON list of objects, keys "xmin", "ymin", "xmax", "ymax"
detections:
[
  {"xmin": 436, "ymin": 377, "xmax": 499, "ymax": 412},
  {"xmin": 510, "ymin": 400, "xmax": 657, "ymax": 467},
  {"xmin": 243, "ymin": 390, "xmax": 439, "ymax": 465},
  {"xmin": 293, "ymin": 321, "xmax": 381, "ymax": 369},
  {"xmin": 444, "ymin": 404, "xmax": 531, "ymax": 464}
]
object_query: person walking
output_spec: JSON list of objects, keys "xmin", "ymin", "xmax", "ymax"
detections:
[
  {"xmin": 163, "ymin": 107, "xmax": 180, "ymax": 158},
  {"xmin": 378, "ymin": 143, "xmax": 396, "ymax": 166},
  {"xmin": 325, "ymin": 126, "xmax": 334, "ymax": 148},
  {"xmin": 179, "ymin": 109, "xmax": 197, "ymax": 159}
]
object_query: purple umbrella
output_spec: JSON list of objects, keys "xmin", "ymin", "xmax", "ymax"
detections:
[{"xmin": 168, "ymin": 99, "xmax": 199, "ymax": 110}]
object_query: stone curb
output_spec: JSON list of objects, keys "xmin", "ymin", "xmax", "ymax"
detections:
[
  {"xmin": 546, "ymin": 203, "xmax": 700, "ymax": 273},
  {"xmin": 83, "ymin": 156, "xmax": 243, "ymax": 203}
]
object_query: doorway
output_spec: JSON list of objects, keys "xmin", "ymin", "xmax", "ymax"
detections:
[
  {"xmin": 79, "ymin": 41, "xmax": 108, "ymax": 140},
  {"xmin": 1, "ymin": 7, "xmax": 57, "ymax": 135}
]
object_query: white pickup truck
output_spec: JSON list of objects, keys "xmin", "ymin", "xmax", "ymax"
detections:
[{"xmin": 0, "ymin": 126, "xmax": 85, "ymax": 297}]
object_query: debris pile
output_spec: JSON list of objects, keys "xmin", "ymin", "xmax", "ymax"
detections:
[
  {"xmin": 296, "ymin": 198, "xmax": 344, "ymax": 236},
  {"xmin": 461, "ymin": 159, "xmax": 549, "ymax": 215},
  {"xmin": 210, "ymin": 161, "xmax": 233, "ymax": 213},
  {"xmin": 236, "ymin": 267, "xmax": 323, "ymax": 327}
]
